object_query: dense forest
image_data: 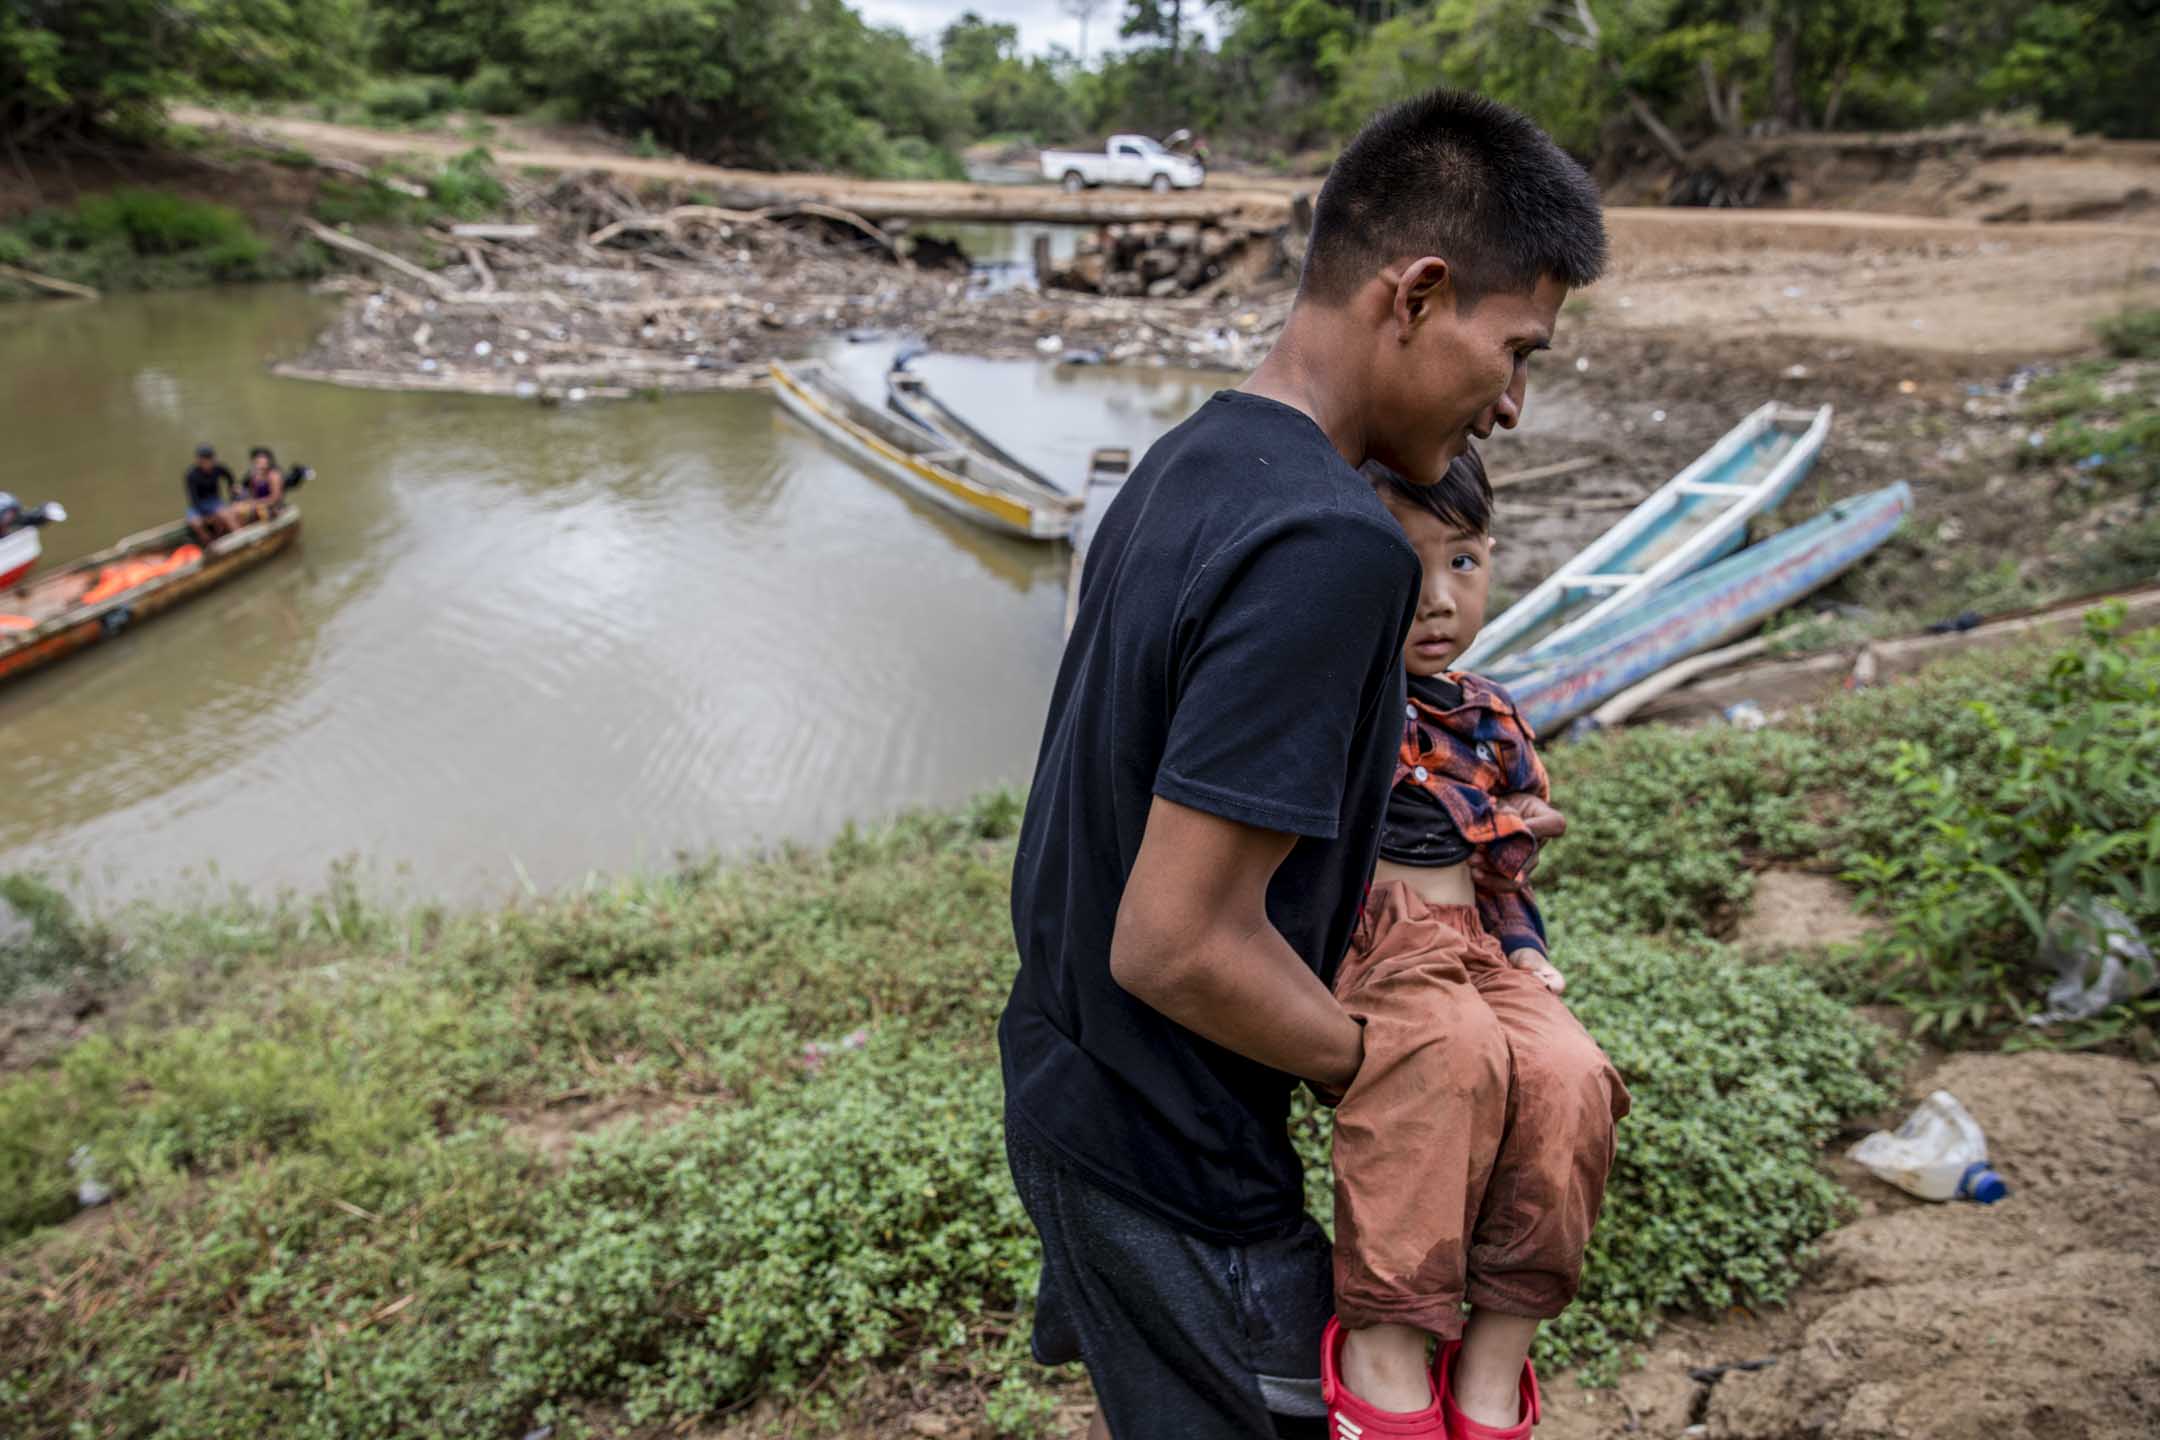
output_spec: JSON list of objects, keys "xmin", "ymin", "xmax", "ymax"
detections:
[{"xmin": 4, "ymin": 0, "xmax": 2156, "ymax": 178}]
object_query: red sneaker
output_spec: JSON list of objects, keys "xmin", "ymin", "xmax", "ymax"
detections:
[
  {"xmin": 1433, "ymin": 1339, "xmax": 1541, "ymax": 1440},
  {"xmin": 1320, "ymin": 1317, "xmax": 1449, "ymax": 1439}
]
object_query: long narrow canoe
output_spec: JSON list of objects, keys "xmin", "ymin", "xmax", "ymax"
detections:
[
  {"xmin": 1482, "ymin": 482, "xmax": 1911, "ymax": 733},
  {"xmin": 769, "ymin": 360, "xmax": 1081, "ymax": 541},
  {"xmin": 0, "ymin": 508, "xmax": 302, "ymax": 687},
  {"xmin": 886, "ymin": 362, "xmax": 1072, "ymax": 499},
  {"xmin": 1065, "ymin": 446, "xmax": 1133, "ymax": 636},
  {"xmin": 1459, "ymin": 402, "xmax": 1833, "ymax": 670}
]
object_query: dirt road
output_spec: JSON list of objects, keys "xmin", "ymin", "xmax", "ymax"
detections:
[{"xmin": 177, "ymin": 105, "xmax": 2160, "ymax": 357}]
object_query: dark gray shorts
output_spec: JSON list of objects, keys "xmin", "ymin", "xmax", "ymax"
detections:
[{"xmin": 1005, "ymin": 1110, "xmax": 1332, "ymax": 1439}]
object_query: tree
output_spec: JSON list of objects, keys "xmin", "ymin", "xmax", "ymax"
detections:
[
  {"xmin": 2, "ymin": 0, "xmax": 361, "ymax": 158},
  {"xmin": 1121, "ymin": 0, "xmax": 1186, "ymax": 63},
  {"xmin": 1059, "ymin": 0, "xmax": 1108, "ymax": 65}
]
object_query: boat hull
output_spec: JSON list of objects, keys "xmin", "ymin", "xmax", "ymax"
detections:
[
  {"xmin": 1483, "ymin": 483, "xmax": 1911, "ymax": 733},
  {"xmin": 0, "ymin": 527, "xmax": 38, "ymax": 589},
  {"xmin": 770, "ymin": 362, "xmax": 1074, "ymax": 541},
  {"xmin": 1462, "ymin": 402, "xmax": 1833, "ymax": 670},
  {"xmin": 0, "ymin": 509, "xmax": 301, "ymax": 687}
]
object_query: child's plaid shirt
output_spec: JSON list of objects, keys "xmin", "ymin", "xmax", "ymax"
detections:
[{"xmin": 1395, "ymin": 671, "xmax": 1551, "ymax": 957}]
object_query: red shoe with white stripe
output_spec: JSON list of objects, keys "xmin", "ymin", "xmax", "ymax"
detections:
[
  {"xmin": 1319, "ymin": 1317, "xmax": 1449, "ymax": 1439},
  {"xmin": 1433, "ymin": 1338, "xmax": 1541, "ymax": 1440}
]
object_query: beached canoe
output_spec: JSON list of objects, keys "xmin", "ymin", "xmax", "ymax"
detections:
[
  {"xmin": 1064, "ymin": 446, "xmax": 1133, "ymax": 636},
  {"xmin": 1459, "ymin": 402, "xmax": 1833, "ymax": 670},
  {"xmin": 0, "ymin": 507, "xmax": 302, "ymax": 687},
  {"xmin": 769, "ymin": 360, "xmax": 1082, "ymax": 541},
  {"xmin": 886, "ymin": 360, "xmax": 1072, "ymax": 500},
  {"xmin": 1481, "ymin": 481, "xmax": 1911, "ymax": 733}
]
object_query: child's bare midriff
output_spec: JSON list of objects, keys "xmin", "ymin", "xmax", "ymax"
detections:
[{"xmin": 1372, "ymin": 857, "xmax": 1476, "ymax": 909}]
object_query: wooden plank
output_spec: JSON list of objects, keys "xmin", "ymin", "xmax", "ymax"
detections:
[
  {"xmin": 1488, "ymin": 455, "xmax": 1601, "ymax": 489},
  {"xmin": 449, "ymin": 223, "xmax": 541, "ymax": 241},
  {"xmin": 0, "ymin": 262, "xmax": 99, "ymax": 300},
  {"xmin": 1627, "ymin": 583, "xmax": 2160, "ymax": 726}
]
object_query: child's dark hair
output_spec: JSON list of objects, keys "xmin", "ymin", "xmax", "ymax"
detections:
[{"xmin": 1367, "ymin": 446, "xmax": 1492, "ymax": 536}]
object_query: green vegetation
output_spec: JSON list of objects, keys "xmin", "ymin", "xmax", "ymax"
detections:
[
  {"xmin": 8, "ymin": 0, "xmax": 2155, "ymax": 184},
  {"xmin": 0, "ymin": 189, "xmax": 313, "ymax": 294},
  {"xmin": 12, "ymin": 627, "xmax": 2156, "ymax": 1434},
  {"xmin": 1845, "ymin": 611, "xmax": 2160, "ymax": 1041}
]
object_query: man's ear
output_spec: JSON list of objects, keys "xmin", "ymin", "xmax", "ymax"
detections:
[{"xmin": 1393, "ymin": 256, "xmax": 1452, "ymax": 341}]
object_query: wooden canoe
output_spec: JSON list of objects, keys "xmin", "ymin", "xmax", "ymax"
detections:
[
  {"xmin": 1480, "ymin": 482, "xmax": 1911, "ymax": 733},
  {"xmin": 1460, "ymin": 402, "xmax": 1833, "ymax": 670},
  {"xmin": 885, "ymin": 362, "xmax": 1073, "ymax": 499},
  {"xmin": 769, "ymin": 360, "xmax": 1081, "ymax": 541},
  {"xmin": 1064, "ymin": 446, "xmax": 1134, "ymax": 636},
  {"xmin": 0, "ymin": 507, "xmax": 302, "ymax": 687}
]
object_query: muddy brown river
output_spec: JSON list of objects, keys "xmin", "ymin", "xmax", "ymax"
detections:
[{"xmin": 0, "ymin": 286, "xmax": 1224, "ymax": 904}]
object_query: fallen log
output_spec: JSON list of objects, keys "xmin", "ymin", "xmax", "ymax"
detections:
[
  {"xmin": 449, "ymin": 223, "xmax": 542, "ymax": 241},
  {"xmin": 587, "ymin": 201, "xmax": 899, "ymax": 260},
  {"xmin": 1490, "ymin": 455, "xmax": 1603, "ymax": 489},
  {"xmin": 299, "ymin": 218, "xmax": 458, "ymax": 299},
  {"xmin": 1626, "ymin": 582, "xmax": 2160, "ymax": 726},
  {"xmin": 0, "ymin": 262, "xmax": 99, "ymax": 300}
]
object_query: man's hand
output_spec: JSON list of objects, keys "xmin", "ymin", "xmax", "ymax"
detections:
[
  {"xmin": 1469, "ymin": 793, "xmax": 1568, "ymax": 894},
  {"xmin": 1509, "ymin": 947, "xmax": 1566, "ymax": 994},
  {"xmin": 1111, "ymin": 796, "xmax": 1364, "ymax": 1092}
]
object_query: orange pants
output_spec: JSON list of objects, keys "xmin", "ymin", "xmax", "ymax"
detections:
[{"xmin": 1331, "ymin": 881, "xmax": 1630, "ymax": 1338}]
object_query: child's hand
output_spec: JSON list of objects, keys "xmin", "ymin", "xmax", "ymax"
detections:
[
  {"xmin": 1509, "ymin": 947, "xmax": 1566, "ymax": 994},
  {"xmin": 1473, "ymin": 795, "xmax": 1568, "ymax": 893}
]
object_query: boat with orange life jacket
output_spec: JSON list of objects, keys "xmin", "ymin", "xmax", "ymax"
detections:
[{"xmin": 0, "ymin": 465, "xmax": 311, "ymax": 686}]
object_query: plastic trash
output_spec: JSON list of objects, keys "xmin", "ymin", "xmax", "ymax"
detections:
[
  {"xmin": 2030, "ymin": 899, "xmax": 2155, "ymax": 1025},
  {"xmin": 70, "ymin": 1145, "xmax": 111, "ymax": 1209},
  {"xmin": 1848, "ymin": 1091, "xmax": 2008, "ymax": 1204},
  {"xmin": 1722, "ymin": 700, "xmax": 1767, "ymax": 731}
]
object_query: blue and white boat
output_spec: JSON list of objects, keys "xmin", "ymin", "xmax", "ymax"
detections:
[
  {"xmin": 1459, "ymin": 402, "xmax": 1834, "ymax": 670},
  {"xmin": 1484, "ymin": 482, "xmax": 1913, "ymax": 733}
]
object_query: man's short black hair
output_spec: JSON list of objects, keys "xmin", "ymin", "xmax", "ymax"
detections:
[
  {"xmin": 1302, "ymin": 89, "xmax": 1607, "ymax": 306},
  {"xmin": 1368, "ymin": 446, "xmax": 1493, "ymax": 537}
]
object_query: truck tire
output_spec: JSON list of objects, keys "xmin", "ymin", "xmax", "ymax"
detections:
[
  {"xmin": 1063, "ymin": 171, "xmax": 1086, "ymax": 193},
  {"xmin": 1150, "ymin": 173, "xmax": 1172, "ymax": 193}
]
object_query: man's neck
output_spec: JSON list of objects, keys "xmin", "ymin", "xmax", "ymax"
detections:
[{"xmin": 1238, "ymin": 305, "xmax": 1369, "ymax": 470}]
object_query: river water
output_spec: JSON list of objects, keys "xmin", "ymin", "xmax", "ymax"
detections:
[{"xmin": 0, "ymin": 286, "xmax": 1225, "ymax": 905}]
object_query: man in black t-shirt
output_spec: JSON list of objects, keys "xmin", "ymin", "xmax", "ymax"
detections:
[
  {"xmin": 1002, "ymin": 90, "xmax": 1608, "ymax": 1440},
  {"xmin": 183, "ymin": 444, "xmax": 236, "ymax": 544}
]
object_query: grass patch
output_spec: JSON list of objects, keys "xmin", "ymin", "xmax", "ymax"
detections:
[
  {"xmin": 7, "ymin": 631, "xmax": 2155, "ymax": 1432},
  {"xmin": 0, "ymin": 189, "xmax": 306, "ymax": 294}
]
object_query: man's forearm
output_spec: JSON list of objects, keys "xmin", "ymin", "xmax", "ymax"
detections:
[{"xmin": 1115, "ymin": 915, "xmax": 1362, "ymax": 1090}]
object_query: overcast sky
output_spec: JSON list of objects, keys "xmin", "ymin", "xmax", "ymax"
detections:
[{"xmin": 854, "ymin": 0, "xmax": 1222, "ymax": 61}]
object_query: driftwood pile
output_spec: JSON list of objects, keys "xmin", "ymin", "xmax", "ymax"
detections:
[
  {"xmin": 1044, "ymin": 221, "xmax": 1284, "ymax": 299},
  {"xmin": 281, "ymin": 172, "xmax": 1299, "ymax": 400}
]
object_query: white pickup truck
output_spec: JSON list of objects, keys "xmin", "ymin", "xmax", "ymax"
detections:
[{"xmin": 1040, "ymin": 134, "xmax": 1206, "ymax": 193}]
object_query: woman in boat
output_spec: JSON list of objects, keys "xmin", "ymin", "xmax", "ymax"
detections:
[{"xmin": 223, "ymin": 447, "xmax": 285, "ymax": 528}]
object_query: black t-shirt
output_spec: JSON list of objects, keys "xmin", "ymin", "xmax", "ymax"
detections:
[
  {"xmin": 1002, "ymin": 390, "xmax": 1419, "ymax": 1243},
  {"xmin": 184, "ymin": 463, "xmax": 234, "ymax": 508}
]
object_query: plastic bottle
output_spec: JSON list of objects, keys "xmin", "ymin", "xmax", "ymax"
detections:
[{"xmin": 1847, "ymin": 1090, "xmax": 2009, "ymax": 1204}]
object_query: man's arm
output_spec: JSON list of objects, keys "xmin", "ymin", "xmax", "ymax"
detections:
[{"xmin": 1110, "ymin": 795, "xmax": 1363, "ymax": 1092}]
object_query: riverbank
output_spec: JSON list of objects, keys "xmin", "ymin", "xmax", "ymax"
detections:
[{"xmin": 6, "ymin": 620, "xmax": 2155, "ymax": 1438}]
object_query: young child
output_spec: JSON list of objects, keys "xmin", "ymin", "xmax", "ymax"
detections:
[{"xmin": 1321, "ymin": 448, "xmax": 1631, "ymax": 1440}]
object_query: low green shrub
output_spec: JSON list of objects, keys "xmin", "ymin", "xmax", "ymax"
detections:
[
  {"xmin": 1844, "ymin": 610, "xmax": 2160, "ymax": 1038},
  {"xmin": 2097, "ymin": 305, "xmax": 2160, "ymax": 360},
  {"xmin": 463, "ymin": 63, "xmax": 529, "ymax": 116},
  {"xmin": 0, "ymin": 872, "xmax": 125, "ymax": 1000},
  {"xmin": 0, "ymin": 189, "xmax": 282, "ymax": 292},
  {"xmin": 426, "ymin": 147, "xmax": 507, "ymax": 219},
  {"xmin": 357, "ymin": 74, "xmax": 462, "ymax": 125}
]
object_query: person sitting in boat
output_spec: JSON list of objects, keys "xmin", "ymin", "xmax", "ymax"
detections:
[
  {"xmin": 222, "ymin": 447, "xmax": 286, "ymax": 528},
  {"xmin": 183, "ymin": 444, "xmax": 236, "ymax": 544}
]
